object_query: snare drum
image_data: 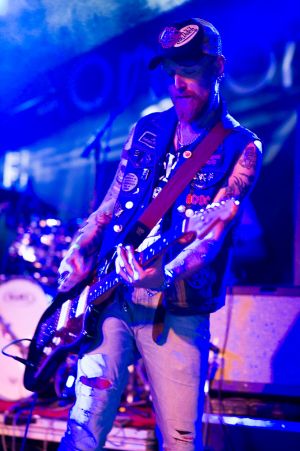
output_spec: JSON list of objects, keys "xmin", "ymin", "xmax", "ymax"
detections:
[{"xmin": 0, "ymin": 277, "xmax": 50, "ymax": 400}]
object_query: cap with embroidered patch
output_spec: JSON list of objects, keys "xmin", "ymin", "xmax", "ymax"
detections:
[{"xmin": 149, "ymin": 18, "xmax": 223, "ymax": 69}]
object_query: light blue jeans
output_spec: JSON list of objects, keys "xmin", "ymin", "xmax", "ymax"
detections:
[{"xmin": 59, "ymin": 294, "xmax": 210, "ymax": 451}]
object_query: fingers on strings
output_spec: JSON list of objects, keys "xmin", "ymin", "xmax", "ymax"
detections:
[{"xmin": 115, "ymin": 244, "xmax": 141, "ymax": 284}]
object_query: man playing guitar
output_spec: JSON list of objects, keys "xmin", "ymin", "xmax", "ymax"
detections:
[{"xmin": 56, "ymin": 18, "xmax": 262, "ymax": 451}]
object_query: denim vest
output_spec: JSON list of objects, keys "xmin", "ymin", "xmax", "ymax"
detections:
[
  {"xmin": 102, "ymin": 106, "xmax": 260, "ymax": 314},
  {"xmin": 99, "ymin": 107, "xmax": 177, "ymax": 258}
]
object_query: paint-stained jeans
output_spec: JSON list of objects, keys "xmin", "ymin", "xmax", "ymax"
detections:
[{"xmin": 58, "ymin": 296, "xmax": 210, "ymax": 451}]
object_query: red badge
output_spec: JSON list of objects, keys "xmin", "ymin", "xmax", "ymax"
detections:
[{"xmin": 183, "ymin": 150, "xmax": 192, "ymax": 159}]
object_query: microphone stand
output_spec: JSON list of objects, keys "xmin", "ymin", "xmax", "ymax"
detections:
[{"xmin": 81, "ymin": 110, "xmax": 120, "ymax": 210}]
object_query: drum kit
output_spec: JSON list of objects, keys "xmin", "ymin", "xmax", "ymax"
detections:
[
  {"xmin": 0, "ymin": 214, "xmax": 80, "ymax": 402},
  {"xmin": 0, "ymin": 187, "xmax": 79, "ymax": 401},
  {"xmin": 0, "ymin": 188, "xmax": 150, "ymax": 406},
  {"xmin": 6, "ymin": 216, "xmax": 80, "ymax": 288},
  {"xmin": 0, "ymin": 277, "xmax": 50, "ymax": 400}
]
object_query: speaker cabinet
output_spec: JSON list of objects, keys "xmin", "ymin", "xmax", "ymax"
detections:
[{"xmin": 210, "ymin": 286, "xmax": 300, "ymax": 396}]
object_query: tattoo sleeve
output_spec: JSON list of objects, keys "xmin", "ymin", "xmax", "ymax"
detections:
[
  {"xmin": 214, "ymin": 140, "xmax": 262, "ymax": 203},
  {"xmin": 166, "ymin": 236, "xmax": 222, "ymax": 280},
  {"xmin": 68, "ymin": 130, "xmax": 133, "ymax": 257},
  {"xmin": 165, "ymin": 140, "xmax": 262, "ymax": 280}
]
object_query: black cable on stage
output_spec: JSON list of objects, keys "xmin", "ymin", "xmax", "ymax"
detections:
[{"xmin": 20, "ymin": 392, "xmax": 38, "ymax": 451}]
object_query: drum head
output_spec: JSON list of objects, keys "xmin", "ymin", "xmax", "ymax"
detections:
[{"xmin": 0, "ymin": 277, "xmax": 50, "ymax": 400}]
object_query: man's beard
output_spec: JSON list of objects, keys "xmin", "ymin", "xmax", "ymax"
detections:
[
  {"xmin": 173, "ymin": 83, "xmax": 219, "ymax": 124},
  {"xmin": 173, "ymin": 94, "xmax": 208, "ymax": 123}
]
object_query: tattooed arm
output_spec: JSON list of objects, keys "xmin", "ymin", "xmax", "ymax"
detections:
[
  {"xmin": 114, "ymin": 140, "xmax": 262, "ymax": 290},
  {"xmin": 57, "ymin": 130, "xmax": 134, "ymax": 292},
  {"xmin": 165, "ymin": 140, "xmax": 263, "ymax": 281},
  {"xmin": 214, "ymin": 140, "xmax": 262, "ymax": 203},
  {"xmin": 68, "ymin": 161, "xmax": 126, "ymax": 253}
]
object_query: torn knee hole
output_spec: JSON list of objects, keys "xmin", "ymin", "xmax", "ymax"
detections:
[
  {"xmin": 175, "ymin": 429, "xmax": 194, "ymax": 443},
  {"xmin": 80, "ymin": 376, "xmax": 112, "ymax": 389}
]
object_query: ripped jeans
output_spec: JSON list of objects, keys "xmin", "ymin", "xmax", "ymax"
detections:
[{"xmin": 58, "ymin": 296, "xmax": 210, "ymax": 451}]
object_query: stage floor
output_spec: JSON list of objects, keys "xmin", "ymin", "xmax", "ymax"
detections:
[
  {"xmin": 1, "ymin": 396, "xmax": 300, "ymax": 451},
  {"xmin": 0, "ymin": 399, "xmax": 157, "ymax": 450}
]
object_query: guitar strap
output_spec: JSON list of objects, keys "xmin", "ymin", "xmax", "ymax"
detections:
[{"xmin": 124, "ymin": 121, "xmax": 232, "ymax": 248}]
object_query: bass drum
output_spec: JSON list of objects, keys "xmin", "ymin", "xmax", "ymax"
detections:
[{"xmin": 0, "ymin": 277, "xmax": 50, "ymax": 400}]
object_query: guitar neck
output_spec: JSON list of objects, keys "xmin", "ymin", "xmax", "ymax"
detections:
[{"xmin": 85, "ymin": 199, "xmax": 237, "ymax": 305}]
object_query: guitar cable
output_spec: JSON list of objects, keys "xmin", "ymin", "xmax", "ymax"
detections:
[
  {"xmin": 20, "ymin": 392, "xmax": 38, "ymax": 451},
  {"xmin": 3, "ymin": 392, "xmax": 39, "ymax": 451},
  {"xmin": 1, "ymin": 338, "xmax": 35, "ymax": 367}
]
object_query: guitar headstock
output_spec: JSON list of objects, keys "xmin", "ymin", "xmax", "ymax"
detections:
[{"xmin": 183, "ymin": 198, "xmax": 239, "ymax": 239}]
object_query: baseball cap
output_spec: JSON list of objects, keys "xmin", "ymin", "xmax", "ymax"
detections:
[{"xmin": 149, "ymin": 18, "xmax": 223, "ymax": 69}]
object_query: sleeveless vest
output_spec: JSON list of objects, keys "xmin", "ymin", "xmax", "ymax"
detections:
[{"xmin": 102, "ymin": 104, "xmax": 261, "ymax": 314}]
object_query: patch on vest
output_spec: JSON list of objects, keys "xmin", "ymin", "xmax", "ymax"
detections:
[
  {"xmin": 138, "ymin": 131, "xmax": 157, "ymax": 149},
  {"xmin": 186, "ymin": 194, "xmax": 211, "ymax": 207},
  {"xmin": 113, "ymin": 201, "xmax": 124, "ymax": 217},
  {"xmin": 152, "ymin": 186, "xmax": 162, "ymax": 198},
  {"xmin": 191, "ymin": 172, "xmax": 215, "ymax": 189},
  {"xmin": 207, "ymin": 154, "xmax": 223, "ymax": 166},
  {"xmin": 122, "ymin": 173, "xmax": 139, "ymax": 192}
]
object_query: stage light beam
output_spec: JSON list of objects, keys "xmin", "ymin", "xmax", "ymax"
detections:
[{"xmin": 0, "ymin": 0, "xmax": 8, "ymax": 16}]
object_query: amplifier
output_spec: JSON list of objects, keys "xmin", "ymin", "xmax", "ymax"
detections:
[{"xmin": 210, "ymin": 286, "xmax": 300, "ymax": 396}]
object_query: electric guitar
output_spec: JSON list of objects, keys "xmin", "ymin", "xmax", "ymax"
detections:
[{"xmin": 23, "ymin": 199, "xmax": 238, "ymax": 393}]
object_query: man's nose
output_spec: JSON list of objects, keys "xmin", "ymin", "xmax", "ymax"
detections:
[{"xmin": 174, "ymin": 73, "xmax": 187, "ymax": 90}]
